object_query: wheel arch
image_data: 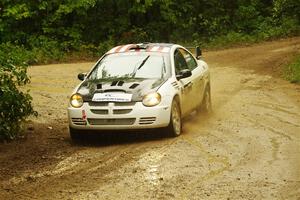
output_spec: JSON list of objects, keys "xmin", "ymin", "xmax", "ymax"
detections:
[{"xmin": 172, "ymin": 94, "xmax": 182, "ymax": 116}]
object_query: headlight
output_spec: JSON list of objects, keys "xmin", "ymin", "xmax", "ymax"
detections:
[
  {"xmin": 142, "ymin": 92, "xmax": 161, "ymax": 107},
  {"xmin": 70, "ymin": 94, "xmax": 83, "ymax": 108}
]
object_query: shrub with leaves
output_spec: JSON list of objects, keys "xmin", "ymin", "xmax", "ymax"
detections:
[
  {"xmin": 0, "ymin": 43, "xmax": 37, "ymax": 140},
  {"xmin": 285, "ymin": 55, "xmax": 300, "ymax": 84}
]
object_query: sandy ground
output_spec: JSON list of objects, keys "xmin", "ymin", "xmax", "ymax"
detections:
[{"xmin": 1, "ymin": 37, "xmax": 300, "ymax": 200}]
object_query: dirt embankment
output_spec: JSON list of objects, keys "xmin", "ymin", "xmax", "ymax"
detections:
[{"xmin": 1, "ymin": 37, "xmax": 300, "ymax": 200}]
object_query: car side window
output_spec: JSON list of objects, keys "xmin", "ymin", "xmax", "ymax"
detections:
[
  {"xmin": 179, "ymin": 48, "xmax": 197, "ymax": 70},
  {"xmin": 174, "ymin": 49, "xmax": 188, "ymax": 74}
]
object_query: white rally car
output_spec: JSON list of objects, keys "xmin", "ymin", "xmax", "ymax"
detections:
[{"xmin": 68, "ymin": 43, "xmax": 211, "ymax": 140}]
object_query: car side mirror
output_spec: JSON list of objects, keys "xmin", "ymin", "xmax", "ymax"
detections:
[
  {"xmin": 196, "ymin": 46, "xmax": 202, "ymax": 60},
  {"xmin": 176, "ymin": 69, "xmax": 192, "ymax": 80},
  {"xmin": 78, "ymin": 73, "xmax": 87, "ymax": 81}
]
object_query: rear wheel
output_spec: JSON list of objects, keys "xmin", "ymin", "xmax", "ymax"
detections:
[{"xmin": 166, "ymin": 100, "xmax": 182, "ymax": 137}]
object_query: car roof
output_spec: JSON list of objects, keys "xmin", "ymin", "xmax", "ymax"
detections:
[{"xmin": 106, "ymin": 43, "xmax": 176, "ymax": 55}]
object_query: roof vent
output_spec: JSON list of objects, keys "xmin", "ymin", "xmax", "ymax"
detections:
[{"xmin": 129, "ymin": 43, "xmax": 150, "ymax": 50}]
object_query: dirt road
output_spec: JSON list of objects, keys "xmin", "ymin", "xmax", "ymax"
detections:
[{"xmin": 1, "ymin": 38, "xmax": 300, "ymax": 200}]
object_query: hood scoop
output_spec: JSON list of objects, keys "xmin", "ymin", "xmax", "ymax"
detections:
[
  {"xmin": 117, "ymin": 81, "xmax": 124, "ymax": 86},
  {"xmin": 97, "ymin": 84, "xmax": 102, "ymax": 89},
  {"xmin": 110, "ymin": 80, "xmax": 125, "ymax": 86},
  {"xmin": 78, "ymin": 78, "xmax": 165, "ymax": 102},
  {"xmin": 104, "ymin": 89, "xmax": 127, "ymax": 93},
  {"xmin": 129, "ymin": 83, "xmax": 139, "ymax": 89},
  {"xmin": 111, "ymin": 81, "xmax": 118, "ymax": 86}
]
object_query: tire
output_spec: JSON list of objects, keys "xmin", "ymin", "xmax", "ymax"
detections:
[
  {"xmin": 69, "ymin": 127, "xmax": 83, "ymax": 141},
  {"xmin": 199, "ymin": 86, "xmax": 212, "ymax": 113},
  {"xmin": 165, "ymin": 100, "xmax": 182, "ymax": 137}
]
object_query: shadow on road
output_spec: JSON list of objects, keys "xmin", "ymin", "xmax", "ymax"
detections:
[{"xmin": 70, "ymin": 129, "xmax": 171, "ymax": 147}]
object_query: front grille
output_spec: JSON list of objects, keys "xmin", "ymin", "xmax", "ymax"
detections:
[
  {"xmin": 114, "ymin": 102, "xmax": 136, "ymax": 106},
  {"xmin": 88, "ymin": 101, "xmax": 136, "ymax": 116},
  {"xmin": 113, "ymin": 109, "xmax": 132, "ymax": 114},
  {"xmin": 139, "ymin": 117, "xmax": 156, "ymax": 125},
  {"xmin": 87, "ymin": 118, "xmax": 136, "ymax": 125},
  {"xmin": 88, "ymin": 102, "xmax": 108, "ymax": 107},
  {"xmin": 90, "ymin": 109, "xmax": 109, "ymax": 115},
  {"xmin": 72, "ymin": 118, "xmax": 87, "ymax": 125}
]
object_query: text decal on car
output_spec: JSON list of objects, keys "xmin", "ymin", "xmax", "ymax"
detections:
[{"xmin": 92, "ymin": 93, "xmax": 132, "ymax": 102}]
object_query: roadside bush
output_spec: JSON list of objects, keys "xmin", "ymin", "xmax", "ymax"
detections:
[
  {"xmin": 285, "ymin": 55, "xmax": 300, "ymax": 84},
  {"xmin": 28, "ymin": 36, "xmax": 66, "ymax": 64},
  {"xmin": 203, "ymin": 32, "xmax": 256, "ymax": 49},
  {"xmin": 0, "ymin": 43, "xmax": 37, "ymax": 140},
  {"xmin": 254, "ymin": 17, "xmax": 300, "ymax": 40},
  {"xmin": 118, "ymin": 27, "xmax": 150, "ymax": 44},
  {"xmin": 97, "ymin": 38, "xmax": 114, "ymax": 56},
  {"xmin": 194, "ymin": 17, "xmax": 300, "ymax": 50}
]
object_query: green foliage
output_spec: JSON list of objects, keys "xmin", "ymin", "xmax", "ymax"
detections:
[
  {"xmin": 201, "ymin": 17, "xmax": 300, "ymax": 49},
  {"xmin": 0, "ymin": 43, "xmax": 37, "ymax": 140},
  {"xmin": 0, "ymin": 0, "xmax": 299, "ymax": 63},
  {"xmin": 201, "ymin": 32, "xmax": 256, "ymax": 49},
  {"xmin": 28, "ymin": 36, "xmax": 65, "ymax": 64},
  {"xmin": 285, "ymin": 55, "xmax": 300, "ymax": 84}
]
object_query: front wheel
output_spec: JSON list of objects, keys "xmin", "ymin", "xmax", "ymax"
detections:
[
  {"xmin": 165, "ymin": 100, "xmax": 182, "ymax": 137},
  {"xmin": 69, "ymin": 127, "xmax": 84, "ymax": 141}
]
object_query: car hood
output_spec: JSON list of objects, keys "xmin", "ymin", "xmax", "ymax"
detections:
[{"xmin": 76, "ymin": 78, "xmax": 166, "ymax": 102}]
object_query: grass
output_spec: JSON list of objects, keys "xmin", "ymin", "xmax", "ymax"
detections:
[{"xmin": 285, "ymin": 55, "xmax": 300, "ymax": 84}]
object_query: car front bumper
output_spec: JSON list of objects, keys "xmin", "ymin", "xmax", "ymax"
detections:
[{"xmin": 68, "ymin": 101, "xmax": 171, "ymax": 130}]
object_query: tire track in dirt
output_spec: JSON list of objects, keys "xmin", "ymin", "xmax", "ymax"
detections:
[{"xmin": 178, "ymin": 134, "xmax": 231, "ymax": 199}]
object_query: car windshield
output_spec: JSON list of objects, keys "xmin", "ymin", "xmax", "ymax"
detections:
[{"xmin": 88, "ymin": 53, "xmax": 169, "ymax": 81}]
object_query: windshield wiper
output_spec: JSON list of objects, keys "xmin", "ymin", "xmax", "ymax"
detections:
[
  {"xmin": 131, "ymin": 55, "xmax": 150, "ymax": 77},
  {"xmin": 137, "ymin": 55, "xmax": 150, "ymax": 70},
  {"xmin": 161, "ymin": 57, "xmax": 166, "ymax": 79}
]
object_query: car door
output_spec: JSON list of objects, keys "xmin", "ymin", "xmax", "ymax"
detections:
[
  {"xmin": 174, "ymin": 49, "xmax": 194, "ymax": 115},
  {"xmin": 179, "ymin": 48, "xmax": 205, "ymax": 109}
]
